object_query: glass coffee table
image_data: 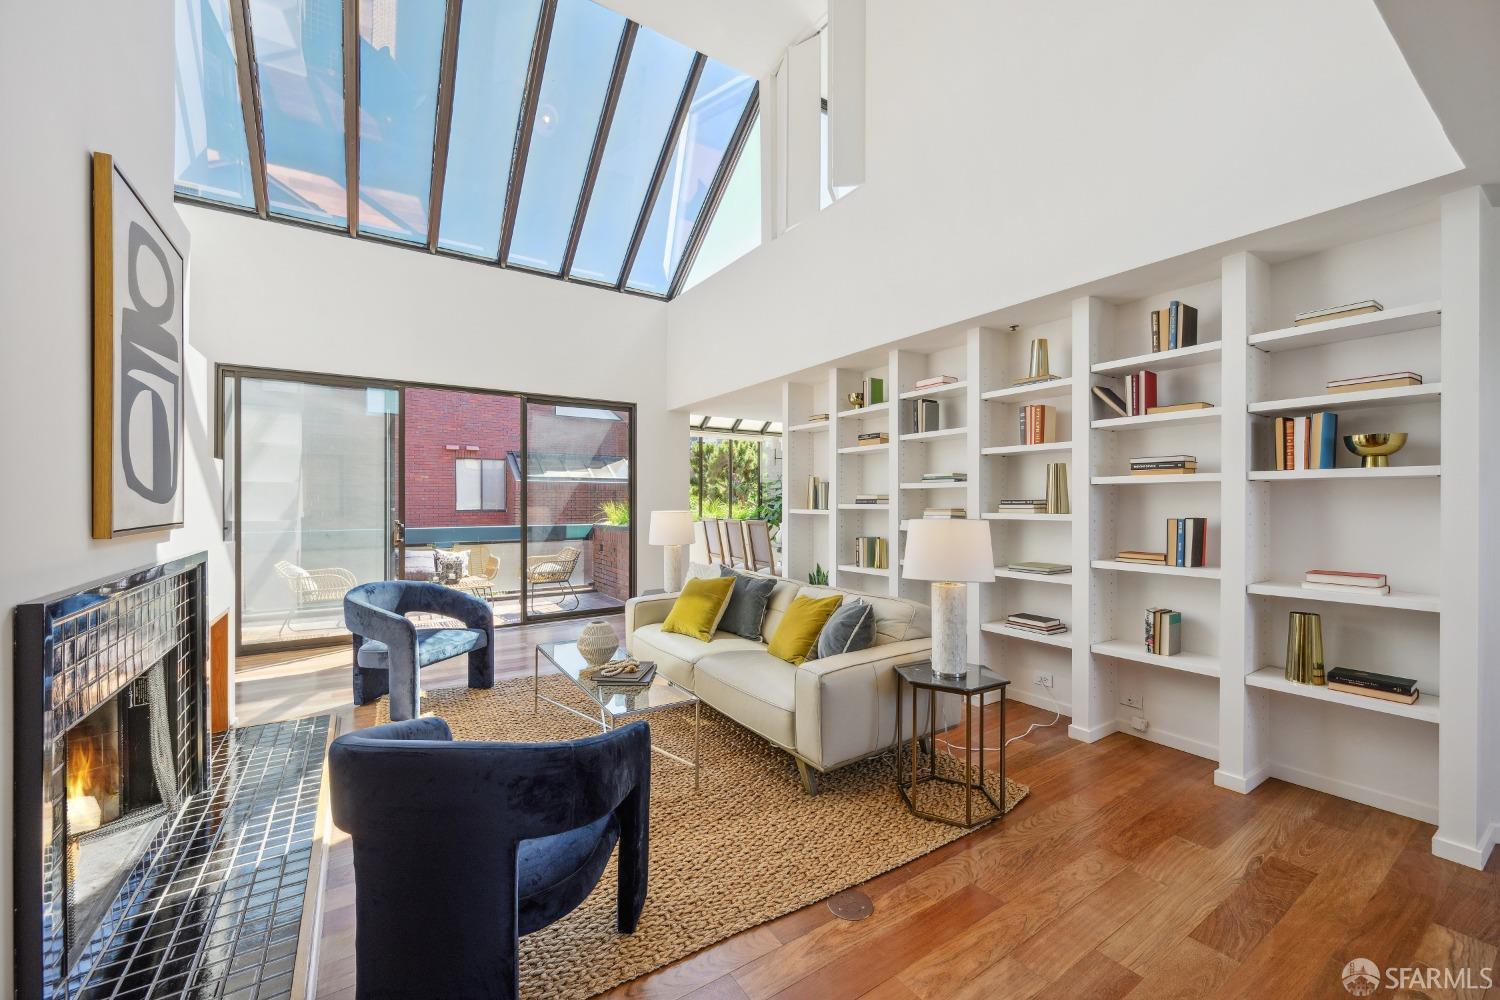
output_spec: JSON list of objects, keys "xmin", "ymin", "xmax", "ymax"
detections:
[{"xmin": 534, "ymin": 640, "xmax": 701, "ymax": 791}]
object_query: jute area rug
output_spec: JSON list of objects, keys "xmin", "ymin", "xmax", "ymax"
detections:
[{"xmin": 375, "ymin": 675, "xmax": 1029, "ymax": 999}]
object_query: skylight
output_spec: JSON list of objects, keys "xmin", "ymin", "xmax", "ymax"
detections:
[{"xmin": 175, "ymin": 0, "xmax": 758, "ymax": 299}]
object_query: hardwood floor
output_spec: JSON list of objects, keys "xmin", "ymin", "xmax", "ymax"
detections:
[{"xmin": 235, "ymin": 620, "xmax": 1500, "ymax": 999}]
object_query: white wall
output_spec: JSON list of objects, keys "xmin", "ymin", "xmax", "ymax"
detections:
[
  {"xmin": 179, "ymin": 207, "xmax": 683, "ymax": 593},
  {"xmin": 666, "ymin": 0, "xmax": 1463, "ymax": 409},
  {"xmin": 0, "ymin": 2, "xmax": 229, "ymax": 995}
]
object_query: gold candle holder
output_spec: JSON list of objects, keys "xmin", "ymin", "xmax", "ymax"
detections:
[
  {"xmin": 1044, "ymin": 463, "xmax": 1070, "ymax": 515},
  {"xmin": 1343, "ymin": 432, "xmax": 1407, "ymax": 468},
  {"xmin": 1028, "ymin": 338, "xmax": 1051, "ymax": 380},
  {"xmin": 1284, "ymin": 611, "xmax": 1325, "ymax": 685}
]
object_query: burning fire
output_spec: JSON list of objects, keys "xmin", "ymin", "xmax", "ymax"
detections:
[{"xmin": 66, "ymin": 741, "xmax": 103, "ymax": 834}]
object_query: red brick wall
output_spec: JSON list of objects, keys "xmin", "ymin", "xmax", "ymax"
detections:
[{"xmin": 592, "ymin": 524, "xmax": 631, "ymax": 601}]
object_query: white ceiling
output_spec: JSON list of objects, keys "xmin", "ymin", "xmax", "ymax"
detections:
[{"xmin": 597, "ymin": 0, "xmax": 825, "ymax": 76}]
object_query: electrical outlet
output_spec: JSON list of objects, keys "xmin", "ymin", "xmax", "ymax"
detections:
[
  {"xmin": 1120, "ymin": 692, "xmax": 1143, "ymax": 710},
  {"xmin": 1033, "ymin": 671, "xmax": 1054, "ymax": 689},
  {"xmin": 1131, "ymin": 716, "xmax": 1149, "ymax": 733}
]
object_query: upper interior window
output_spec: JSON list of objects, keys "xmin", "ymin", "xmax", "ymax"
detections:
[{"xmin": 174, "ymin": 0, "xmax": 255, "ymax": 208}]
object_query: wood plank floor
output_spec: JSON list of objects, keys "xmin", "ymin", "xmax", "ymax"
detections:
[{"xmin": 235, "ymin": 619, "xmax": 1500, "ymax": 999}]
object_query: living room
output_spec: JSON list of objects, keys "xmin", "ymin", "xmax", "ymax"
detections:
[{"xmin": 4, "ymin": 1, "xmax": 1499, "ymax": 998}]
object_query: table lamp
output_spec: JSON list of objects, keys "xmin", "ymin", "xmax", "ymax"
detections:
[
  {"xmin": 648, "ymin": 510, "xmax": 695, "ymax": 593},
  {"xmin": 902, "ymin": 519, "xmax": 995, "ymax": 676}
]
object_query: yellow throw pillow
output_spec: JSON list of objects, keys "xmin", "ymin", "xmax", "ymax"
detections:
[
  {"xmin": 660, "ymin": 576, "xmax": 736, "ymax": 642},
  {"xmin": 767, "ymin": 594, "xmax": 843, "ymax": 665}
]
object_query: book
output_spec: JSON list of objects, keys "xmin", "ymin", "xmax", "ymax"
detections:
[
  {"xmin": 910, "ymin": 398, "xmax": 941, "ymax": 434},
  {"xmin": 1018, "ymin": 404, "xmax": 1055, "ymax": 444},
  {"xmin": 1327, "ymin": 683, "xmax": 1418, "ymax": 705},
  {"xmin": 1326, "ymin": 371, "xmax": 1422, "ymax": 388},
  {"xmin": 1008, "ymin": 562, "xmax": 1070, "ymax": 575},
  {"xmin": 1167, "ymin": 301, "xmax": 1199, "ymax": 349},
  {"xmin": 1327, "ymin": 372, "xmax": 1424, "ymax": 393},
  {"xmin": 583, "ymin": 658, "xmax": 657, "ymax": 686},
  {"xmin": 1326, "ymin": 667, "xmax": 1418, "ymax": 696},
  {"xmin": 1164, "ymin": 517, "xmax": 1207, "ymax": 567},
  {"xmin": 1118, "ymin": 550, "xmax": 1167, "ymax": 564},
  {"xmin": 863, "ymin": 376, "xmax": 886, "ymax": 406},
  {"xmin": 922, "ymin": 472, "xmax": 967, "ymax": 482},
  {"xmin": 1092, "ymin": 385, "xmax": 1129, "ymax": 418},
  {"xmin": 854, "ymin": 536, "xmax": 888, "ymax": 569},
  {"xmin": 914, "ymin": 375, "xmax": 959, "ymax": 388},
  {"xmin": 1151, "ymin": 310, "xmax": 1161, "ymax": 352},
  {"xmin": 807, "ymin": 412, "xmax": 830, "ymax": 422},
  {"xmin": 1303, "ymin": 581, "xmax": 1392, "ymax": 595},
  {"xmin": 923, "ymin": 508, "xmax": 967, "ymax": 518},
  {"xmin": 1127, "ymin": 371, "xmax": 1158, "ymax": 416},
  {"xmin": 1008, "ymin": 612, "xmax": 1062, "ymax": 627},
  {"xmin": 1294, "ymin": 300, "xmax": 1383, "ymax": 325},
  {"xmin": 996, "ymin": 499, "xmax": 1047, "ymax": 508},
  {"xmin": 1305, "ymin": 570, "xmax": 1388, "ymax": 587},
  {"xmin": 1146, "ymin": 401, "xmax": 1212, "ymax": 414}
]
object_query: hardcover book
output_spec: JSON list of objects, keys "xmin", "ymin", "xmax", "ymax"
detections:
[
  {"xmin": 1092, "ymin": 385, "xmax": 1129, "ymax": 418},
  {"xmin": 1294, "ymin": 300, "xmax": 1383, "ymax": 325}
]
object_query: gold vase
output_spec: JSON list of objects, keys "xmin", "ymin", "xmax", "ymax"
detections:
[
  {"xmin": 1044, "ymin": 463, "xmax": 1070, "ymax": 515},
  {"xmin": 1284, "ymin": 611, "xmax": 1325, "ymax": 685},
  {"xmin": 1343, "ymin": 433, "xmax": 1407, "ymax": 468},
  {"xmin": 1027, "ymin": 338, "xmax": 1052, "ymax": 380}
]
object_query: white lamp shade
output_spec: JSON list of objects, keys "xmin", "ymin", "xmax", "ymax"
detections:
[
  {"xmin": 648, "ymin": 510, "xmax": 695, "ymax": 545},
  {"xmin": 902, "ymin": 519, "xmax": 995, "ymax": 583}
]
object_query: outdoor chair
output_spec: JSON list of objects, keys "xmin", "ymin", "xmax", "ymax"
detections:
[
  {"xmin": 701, "ymin": 518, "xmax": 725, "ymax": 565},
  {"xmin": 526, "ymin": 545, "xmax": 582, "ymax": 613},
  {"xmin": 274, "ymin": 559, "xmax": 357, "ymax": 637},
  {"xmin": 723, "ymin": 519, "xmax": 750, "ymax": 569},
  {"xmin": 743, "ymin": 519, "xmax": 778, "ymax": 575}
]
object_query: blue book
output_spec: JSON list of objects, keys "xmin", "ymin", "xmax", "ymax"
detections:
[
  {"xmin": 1176, "ymin": 519, "xmax": 1186, "ymax": 567},
  {"xmin": 1168, "ymin": 300, "xmax": 1180, "ymax": 350},
  {"xmin": 1318, "ymin": 411, "xmax": 1338, "ymax": 469}
]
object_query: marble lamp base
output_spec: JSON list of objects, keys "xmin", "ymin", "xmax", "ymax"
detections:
[
  {"xmin": 662, "ymin": 544, "xmax": 687, "ymax": 593},
  {"xmin": 929, "ymin": 581, "xmax": 969, "ymax": 676}
]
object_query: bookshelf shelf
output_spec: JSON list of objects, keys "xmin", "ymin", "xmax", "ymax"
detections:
[
  {"xmin": 1091, "ymin": 640, "xmax": 1221, "ymax": 678},
  {"xmin": 1090, "ymin": 473, "xmax": 1223, "ymax": 486},
  {"xmin": 837, "ymin": 401, "xmax": 891, "ymax": 419},
  {"xmin": 838, "ymin": 442, "xmax": 890, "ymax": 454},
  {"xmin": 982, "ymin": 441, "xmax": 1071, "ymax": 456},
  {"xmin": 1248, "ymin": 301, "xmax": 1442, "ymax": 353},
  {"xmin": 1091, "ymin": 559, "xmax": 1221, "ymax": 579},
  {"xmin": 787, "ymin": 508, "xmax": 831, "ymax": 516},
  {"xmin": 900, "ymin": 480, "xmax": 968, "ymax": 490},
  {"xmin": 1091, "ymin": 407, "xmax": 1222, "ymax": 430},
  {"xmin": 899, "ymin": 380, "xmax": 968, "ymax": 399},
  {"xmin": 836, "ymin": 564, "xmax": 891, "ymax": 577},
  {"xmin": 981, "ymin": 622, "xmax": 1073, "ymax": 649},
  {"xmin": 1248, "ymin": 383, "xmax": 1441, "ymax": 415},
  {"xmin": 1091, "ymin": 341, "xmax": 1223, "ymax": 376},
  {"xmin": 981, "ymin": 377, "xmax": 1074, "ymax": 404},
  {"xmin": 838, "ymin": 503, "xmax": 890, "ymax": 511},
  {"xmin": 993, "ymin": 568, "xmax": 1073, "ymax": 585},
  {"xmin": 787, "ymin": 421, "xmax": 830, "ymax": 433},
  {"xmin": 982, "ymin": 512, "xmax": 1072, "ymax": 521},
  {"xmin": 902, "ymin": 427, "xmax": 967, "ymax": 442},
  {"xmin": 1247, "ymin": 580, "xmax": 1440, "ymax": 613},
  {"xmin": 1245, "ymin": 668, "xmax": 1440, "ymax": 724},
  {"xmin": 1247, "ymin": 466, "xmax": 1441, "ymax": 482}
]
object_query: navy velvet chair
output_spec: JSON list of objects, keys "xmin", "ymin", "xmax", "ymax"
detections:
[
  {"xmin": 345, "ymin": 581, "xmax": 494, "ymax": 721},
  {"xmin": 328, "ymin": 717, "xmax": 651, "ymax": 1000}
]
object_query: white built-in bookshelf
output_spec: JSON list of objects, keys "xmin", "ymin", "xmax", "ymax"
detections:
[{"xmin": 780, "ymin": 211, "xmax": 1494, "ymax": 867}]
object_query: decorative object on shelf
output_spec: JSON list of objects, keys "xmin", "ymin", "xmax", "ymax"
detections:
[
  {"xmin": 910, "ymin": 398, "xmax": 941, "ymax": 433},
  {"xmin": 920, "ymin": 471, "xmax": 967, "ymax": 483},
  {"xmin": 1126, "ymin": 371, "xmax": 1158, "ymax": 415},
  {"xmin": 1044, "ymin": 463, "xmax": 1070, "ymax": 514},
  {"xmin": 92, "ymin": 152, "xmax": 187, "ymax": 538},
  {"xmin": 1130, "ymin": 454, "xmax": 1197, "ymax": 475},
  {"xmin": 808, "ymin": 563, "xmax": 829, "ymax": 585},
  {"xmin": 1164, "ymin": 517, "xmax": 1208, "ymax": 567},
  {"xmin": 1327, "ymin": 370, "xmax": 1421, "ymax": 393},
  {"xmin": 1019, "ymin": 404, "xmax": 1055, "ymax": 443},
  {"xmin": 1005, "ymin": 612, "xmax": 1067, "ymax": 635},
  {"xmin": 1285, "ymin": 611, "xmax": 1326, "ymax": 685},
  {"xmin": 862, "ymin": 377, "xmax": 886, "ymax": 405},
  {"xmin": 853, "ymin": 536, "xmax": 889, "ymax": 570},
  {"xmin": 913, "ymin": 374, "xmax": 959, "ymax": 389},
  {"xmin": 1326, "ymin": 667, "xmax": 1419, "ymax": 705},
  {"xmin": 576, "ymin": 621, "xmax": 621, "ymax": 666},
  {"xmin": 996, "ymin": 498, "xmax": 1047, "ymax": 512},
  {"xmin": 847, "ymin": 391, "xmax": 865, "ymax": 410},
  {"xmin": 1007, "ymin": 562, "xmax": 1069, "ymax": 575},
  {"xmin": 1343, "ymin": 432, "xmax": 1408, "ymax": 468},
  {"xmin": 1092, "ymin": 384, "xmax": 1129, "ymax": 418},
  {"xmin": 1274, "ymin": 412, "xmax": 1338, "ymax": 470},
  {"xmin": 806, "ymin": 475, "xmax": 830, "ymax": 509},
  {"xmin": 1294, "ymin": 299, "xmax": 1383, "ymax": 326},
  {"xmin": 807, "ymin": 412, "xmax": 830, "ymax": 423},
  {"xmin": 857, "ymin": 430, "xmax": 890, "ymax": 446},
  {"xmin": 1303, "ymin": 569, "xmax": 1390, "ymax": 596},
  {"xmin": 1117, "ymin": 550, "xmax": 1167, "ymax": 565},
  {"xmin": 1151, "ymin": 301, "xmax": 1198, "ymax": 351},
  {"xmin": 854, "ymin": 493, "xmax": 888, "ymax": 505},
  {"xmin": 1144, "ymin": 608, "xmax": 1182, "ymax": 654},
  {"xmin": 1013, "ymin": 338, "xmax": 1058, "ymax": 385},
  {"xmin": 903, "ymin": 519, "xmax": 995, "ymax": 676},
  {"xmin": 648, "ymin": 510, "xmax": 695, "ymax": 593}
]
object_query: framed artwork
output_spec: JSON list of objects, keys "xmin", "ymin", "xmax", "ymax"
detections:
[{"xmin": 92, "ymin": 152, "xmax": 186, "ymax": 537}]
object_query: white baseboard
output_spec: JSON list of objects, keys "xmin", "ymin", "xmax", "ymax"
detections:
[
  {"xmin": 1118, "ymin": 723, "xmax": 1218, "ymax": 762},
  {"xmin": 1431, "ymin": 821, "xmax": 1500, "ymax": 871},
  {"xmin": 1268, "ymin": 761, "xmax": 1437, "ymax": 824},
  {"xmin": 1006, "ymin": 686, "xmax": 1070, "ymax": 716},
  {"xmin": 1213, "ymin": 764, "xmax": 1270, "ymax": 794},
  {"xmin": 1068, "ymin": 719, "xmax": 1119, "ymax": 743}
]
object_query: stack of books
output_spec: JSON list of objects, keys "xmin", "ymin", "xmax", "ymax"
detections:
[
  {"xmin": 1150, "ymin": 301, "xmax": 1199, "ymax": 352},
  {"xmin": 1008, "ymin": 562, "xmax": 1069, "ymax": 576},
  {"xmin": 1005, "ymin": 613, "xmax": 1067, "ymax": 636},
  {"xmin": 854, "ymin": 493, "xmax": 889, "ymax": 506},
  {"xmin": 1018, "ymin": 404, "xmax": 1055, "ymax": 444},
  {"xmin": 1130, "ymin": 454, "xmax": 1197, "ymax": 476},
  {"xmin": 806, "ymin": 412, "xmax": 829, "ymax": 423},
  {"xmin": 1164, "ymin": 517, "xmax": 1208, "ymax": 567},
  {"xmin": 1326, "ymin": 667, "xmax": 1418, "ymax": 705},
  {"xmin": 1092, "ymin": 385, "xmax": 1129, "ymax": 418},
  {"xmin": 1118, "ymin": 550, "xmax": 1167, "ymax": 566},
  {"xmin": 913, "ymin": 374, "xmax": 959, "ymax": 390},
  {"xmin": 1147, "ymin": 401, "xmax": 1213, "ymax": 415},
  {"xmin": 1327, "ymin": 371, "xmax": 1422, "ymax": 394},
  {"xmin": 923, "ymin": 507, "xmax": 966, "ymax": 519},
  {"xmin": 1126, "ymin": 371, "xmax": 1157, "ymax": 415},
  {"xmin": 1273, "ymin": 412, "xmax": 1338, "ymax": 470},
  {"xmin": 921, "ymin": 472, "xmax": 967, "ymax": 484},
  {"xmin": 853, "ymin": 536, "xmax": 888, "ymax": 569},
  {"xmin": 581, "ymin": 658, "xmax": 657, "ymax": 688},
  {"xmin": 996, "ymin": 499, "xmax": 1047, "ymax": 513},
  {"xmin": 1013, "ymin": 371, "xmax": 1062, "ymax": 387},
  {"xmin": 805, "ymin": 476, "xmax": 830, "ymax": 510},
  {"xmin": 858, "ymin": 430, "xmax": 890, "ymax": 447},
  {"xmin": 909, "ymin": 398, "xmax": 941, "ymax": 433},
  {"xmin": 1144, "ymin": 608, "xmax": 1182, "ymax": 655},
  {"xmin": 1294, "ymin": 300, "xmax": 1383, "ymax": 326},
  {"xmin": 862, "ymin": 376, "xmax": 887, "ymax": 405},
  {"xmin": 1302, "ymin": 569, "xmax": 1389, "ymax": 596}
]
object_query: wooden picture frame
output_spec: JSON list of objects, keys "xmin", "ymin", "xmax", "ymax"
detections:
[{"xmin": 92, "ymin": 152, "xmax": 187, "ymax": 538}]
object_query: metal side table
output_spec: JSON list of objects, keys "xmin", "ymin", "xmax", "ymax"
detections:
[{"xmin": 894, "ymin": 662, "xmax": 1008, "ymax": 827}]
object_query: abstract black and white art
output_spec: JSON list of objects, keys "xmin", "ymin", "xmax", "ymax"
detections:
[{"xmin": 92, "ymin": 152, "xmax": 186, "ymax": 537}]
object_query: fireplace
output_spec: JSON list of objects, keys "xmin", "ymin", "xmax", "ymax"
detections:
[{"xmin": 14, "ymin": 553, "xmax": 208, "ymax": 1000}]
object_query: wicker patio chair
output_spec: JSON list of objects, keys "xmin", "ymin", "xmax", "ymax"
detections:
[
  {"xmin": 525, "ymin": 546, "xmax": 582, "ymax": 613},
  {"xmin": 275, "ymin": 560, "xmax": 357, "ymax": 637}
]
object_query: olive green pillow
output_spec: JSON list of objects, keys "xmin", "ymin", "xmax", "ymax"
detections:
[
  {"xmin": 660, "ymin": 576, "xmax": 736, "ymax": 642},
  {"xmin": 767, "ymin": 594, "xmax": 843, "ymax": 665}
]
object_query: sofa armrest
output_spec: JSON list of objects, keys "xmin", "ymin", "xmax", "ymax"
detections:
[{"xmin": 624, "ymin": 592, "xmax": 679, "ymax": 636}]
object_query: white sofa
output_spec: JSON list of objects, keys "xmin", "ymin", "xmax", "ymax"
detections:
[{"xmin": 624, "ymin": 569, "xmax": 957, "ymax": 793}]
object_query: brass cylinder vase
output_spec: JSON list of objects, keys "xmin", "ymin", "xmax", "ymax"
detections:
[
  {"xmin": 1027, "ymin": 338, "xmax": 1052, "ymax": 381},
  {"xmin": 1045, "ymin": 463, "xmax": 1070, "ymax": 514},
  {"xmin": 1284, "ymin": 611, "xmax": 1326, "ymax": 685}
]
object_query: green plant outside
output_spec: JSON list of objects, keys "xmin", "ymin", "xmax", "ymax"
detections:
[{"xmin": 597, "ymin": 499, "xmax": 630, "ymax": 525}]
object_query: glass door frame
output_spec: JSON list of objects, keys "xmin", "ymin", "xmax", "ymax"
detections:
[{"xmin": 215, "ymin": 364, "xmax": 638, "ymax": 655}]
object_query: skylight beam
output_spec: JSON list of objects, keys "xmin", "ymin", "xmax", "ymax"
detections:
[
  {"xmin": 426, "ymin": 0, "xmax": 465, "ymax": 252},
  {"xmin": 497, "ymin": 0, "xmax": 559, "ymax": 265},
  {"xmin": 341, "ymin": 0, "xmax": 359, "ymax": 235},
  {"xmin": 560, "ymin": 21, "xmax": 637, "ymax": 279},
  {"xmin": 228, "ymin": 0, "xmax": 269, "ymax": 217}
]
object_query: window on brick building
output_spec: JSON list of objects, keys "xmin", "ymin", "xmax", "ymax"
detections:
[{"xmin": 456, "ymin": 458, "xmax": 507, "ymax": 511}]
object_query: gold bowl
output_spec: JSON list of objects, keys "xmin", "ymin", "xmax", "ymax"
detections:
[{"xmin": 1343, "ymin": 432, "xmax": 1407, "ymax": 468}]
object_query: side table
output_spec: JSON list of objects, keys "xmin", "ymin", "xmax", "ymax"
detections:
[{"xmin": 894, "ymin": 662, "xmax": 1008, "ymax": 827}]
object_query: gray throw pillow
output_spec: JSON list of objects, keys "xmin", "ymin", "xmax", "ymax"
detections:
[
  {"xmin": 815, "ymin": 599, "xmax": 876, "ymax": 659},
  {"xmin": 717, "ymin": 567, "xmax": 778, "ymax": 642}
]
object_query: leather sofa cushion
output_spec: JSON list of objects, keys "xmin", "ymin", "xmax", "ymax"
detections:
[
  {"xmin": 630, "ymin": 624, "xmax": 765, "ymax": 689},
  {"xmin": 796, "ymin": 585, "xmax": 929, "ymax": 644},
  {"xmin": 693, "ymin": 651, "xmax": 798, "ymax": 749},
  {"xmin": 356, "ymin": 627, "xmax": 487, "ymax": 670}
]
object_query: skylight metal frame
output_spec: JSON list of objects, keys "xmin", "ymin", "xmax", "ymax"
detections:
[
  {"xmin": 559, "ymin": 21, "xmax": 637, "ymax": 278},
  {"xmin": 496, "ymin": 0, "xmax": 558, "ymax": 267},
  {"xmin": 342, "ymin": 0, "xmax": 360, "ymax": 235},
  {"xmin": 228, "ymin": 0, "xmax": 268, "ymax": 218},
  {"xmin": 669, "ymin": 88, "xmax": 759, "ymax": 299},
  {"xmin": 426, "ymin": 0, "xmax": 465, "ymax": 252}
]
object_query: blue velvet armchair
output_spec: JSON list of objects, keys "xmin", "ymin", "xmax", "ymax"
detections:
[
  {"xmin": 345, "ymin": 581, "xmax": 494, "ymax": 721},
  {"xmin": 328, "ymin": 717, "xmax": 651, "ymax": 1000}
]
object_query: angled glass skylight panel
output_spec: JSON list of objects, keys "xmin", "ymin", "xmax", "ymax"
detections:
[
  {"xmin": 174, "ymin": 0, "xmax": 254, "ymax": 208},
  {"xmin": 681, "ymin": 117, "xmax": 761, "ymax": 294},
  {"xmin": 625, "ymin": 59, "xmax": 754, "ymax": 295},
  {"xmin": 356, "ymin": 0, "xmax": 446, "ymax": 241},
  {"xmin": 249, "ymin": 0, "xmax": 349, "ymax": 226},
  {"xmin": 566, "ymin": 27, "xmax": 695, "ymax": 284},
  {"xmin": 436, "ymin": 0, "xmax": 542, "ymax": 258},
  {"xmin": 504, "ymin": 0, "xmax": 625, "ymax": 272}
]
